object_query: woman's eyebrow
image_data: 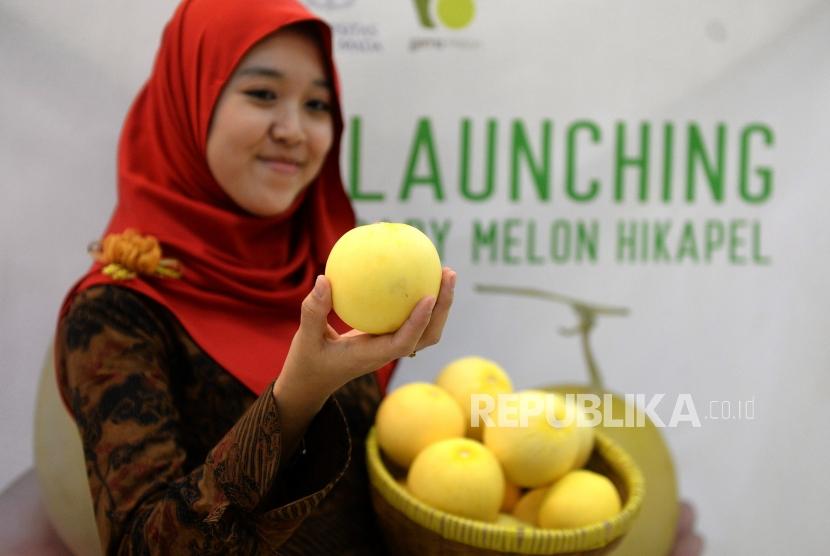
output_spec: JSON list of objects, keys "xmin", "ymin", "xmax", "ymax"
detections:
[
  {"xmin": 237, "ymin": 66, "xmax": 283, "ymax": 79},
  {"xmin": 236, "ymin": 66, "xmax": 332, "ymax": 89}
]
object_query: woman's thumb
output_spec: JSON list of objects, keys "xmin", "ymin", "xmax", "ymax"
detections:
[{"xmin": 299, "ymin": 275, "xmax": 331, "ymax": 332}]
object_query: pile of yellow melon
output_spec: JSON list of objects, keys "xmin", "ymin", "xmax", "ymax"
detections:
[{"xmin": 375, "ymin": 356, "xmax": 621, "ymax": 529}]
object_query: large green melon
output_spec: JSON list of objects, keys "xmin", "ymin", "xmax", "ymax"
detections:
[
  {"xmin": 33, "ymin": 345, "xmax": 102, "ymax": 556},
  {"xmin": 545, "ymin": 384, "xmax": 678, "ymax": 556}
]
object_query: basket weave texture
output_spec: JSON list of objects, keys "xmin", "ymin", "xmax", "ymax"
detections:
[{"xmin": 366, "ymin": 428, "xmax": 645, "ymax": 555}]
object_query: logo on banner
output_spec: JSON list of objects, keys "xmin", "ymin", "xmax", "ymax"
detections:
[
  {"xmin": 331, "ymin": 22, "xmax": 383, "ymax": 52},
  {"xmin": 306, "ymin": 0, "xmax": 356, "ymax": 9},
  {"xmin": 413, "ymin": 0, "xmax": 476, "ymax": 29},
  {"xmin": 307, "ymin": 0, "xmax": 383, "ymax": 53},
  {"xmin": 409, "ymin": 0, "xmax": 481, "ymax": 51}
]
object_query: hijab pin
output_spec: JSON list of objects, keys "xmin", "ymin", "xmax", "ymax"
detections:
[{"xmin": 88, "ymin": 229, "xmax": 182, "ymax": 281}]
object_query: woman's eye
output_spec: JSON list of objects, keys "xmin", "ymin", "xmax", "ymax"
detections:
[
  {"xmin": 307, "ymin": 99, "xmax": 332, "ymax": 113},
  {"xmin": 245, "ymin": 89, "xmax": 276, "ymax": 101}
]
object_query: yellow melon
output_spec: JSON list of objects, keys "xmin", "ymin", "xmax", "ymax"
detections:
[{"xmin": 325, "ymin": 222, "xmax": 442, "ymax": 334}]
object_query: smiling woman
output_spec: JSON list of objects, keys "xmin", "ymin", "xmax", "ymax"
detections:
[
  {"xmin": 19, "ymin": 0, "xmax": 457, "ymax": 554},
  {"xmin": 206, "ymin": 24, "xmax": 336, "ymax": 217}
]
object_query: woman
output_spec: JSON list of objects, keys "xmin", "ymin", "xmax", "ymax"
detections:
[
  {"xmin": 50, "ymin": 0, "xmax": 455, "ymax": 553},
  {"xmin": 0, "ymin": 1, "xmax": 703, "ymax": 554}
]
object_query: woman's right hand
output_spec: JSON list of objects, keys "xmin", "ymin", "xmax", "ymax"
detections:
[{"xmin": 274, "ymin": 268, "xmax": 456, "ymax": 411}]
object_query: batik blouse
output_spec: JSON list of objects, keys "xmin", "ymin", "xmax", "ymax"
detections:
[{"xmin": 57, "ymin": 285, "xmax": 387, "ymax": 555}]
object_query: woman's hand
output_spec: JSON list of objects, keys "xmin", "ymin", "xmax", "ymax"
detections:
[
  {"xmin": 670, "ymin": 501, "xmax": 704, "ymax": 556},
  {"xmin": 278, "ymin": 267, "xmax": 456, "ymax": 401},
  {"xmin": 0, "ymin": 469, "xmax": 73, "ymax": 556},
  {"xmin": 271, "ymin": 268, "xmax": 456, "ymax": 458}
]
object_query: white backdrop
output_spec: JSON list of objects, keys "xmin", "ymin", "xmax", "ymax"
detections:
[{"xmin": 2, "ymin": 1, "xmax": 829, "ymax": 554}]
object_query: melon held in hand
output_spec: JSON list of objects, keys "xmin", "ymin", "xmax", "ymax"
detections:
[{"xmin": 325, "ymin": 222, "xmax": 442, "ymax": 334}]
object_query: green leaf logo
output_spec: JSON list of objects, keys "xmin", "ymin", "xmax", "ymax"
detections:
[{"xmin": 414, "ymin": 0, "xmax": 476, "ymax": 29}]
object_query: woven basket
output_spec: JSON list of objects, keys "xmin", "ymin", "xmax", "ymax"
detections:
[{"xmin": 366, "ymin": 428, "xmax": 645, "ymax": 555}]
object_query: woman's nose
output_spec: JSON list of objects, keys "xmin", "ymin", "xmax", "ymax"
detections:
[{"xmin": 268, "ymin": 105, "xmax": 303, "ymax": 144}]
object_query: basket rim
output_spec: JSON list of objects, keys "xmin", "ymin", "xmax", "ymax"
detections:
[{"xmin": 366, "ymin": 427, "xmax": 645, "ymax": 554}]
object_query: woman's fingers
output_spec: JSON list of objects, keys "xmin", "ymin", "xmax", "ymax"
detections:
[
  {"xmin": 315, "ymin": 267, "xmax": 456, "ymax": 378},
  {"xmin": 337, "ymin": 268, "xmax": 456, "ymax": 358},
  {"xmin": 670, "ymin": 534, "xmax": 704, "ymax": 556},
  {"xmin": 299, "ymin": 276, "xmax": 333, "ymax": 342},
  {"xmin": 675, "ymin": 501, "xmax": 696, "ymax": 540},
  {"xmin": 327, "ymin": 296, "xmax": 434, "ymax": 376},
  {"xmin": 325, "ymin": 323, "xmax": 340, "ymax": 340},
  {"xmin": 414, "ymin": 267, "xmax": 456, "ymax": 351},
  {"xmin": 387, "ymin": 294, "xmax": 436, "ymax": 356},
  {"xmin": 0, "ymin": 468, "xmax": 73, "ymax": 556},
  {"xmin": 670, "ymin": 501, "xmax": 704, "ymax": 556},
  {"xmin": 374, "ymin": 267, "xmax": 455, "ymax": 359}
]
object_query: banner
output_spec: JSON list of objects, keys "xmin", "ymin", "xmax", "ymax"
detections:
[
  {"xmin": 312, "ymin": 1, "xmax": 830, "ymax": 553},
  {"xmin": 1, "ymin": 1, "xmax": 828, "ymax": 554}
]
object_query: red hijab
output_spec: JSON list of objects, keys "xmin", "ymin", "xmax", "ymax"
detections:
[{"xmin": 56, "ymin": 0, "xmax": 395, "ymax": 402}]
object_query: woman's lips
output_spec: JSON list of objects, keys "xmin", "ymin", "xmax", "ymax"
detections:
[{"xmin": 258, "ymin": 157, "xmax": 301, "ymax": 175}]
